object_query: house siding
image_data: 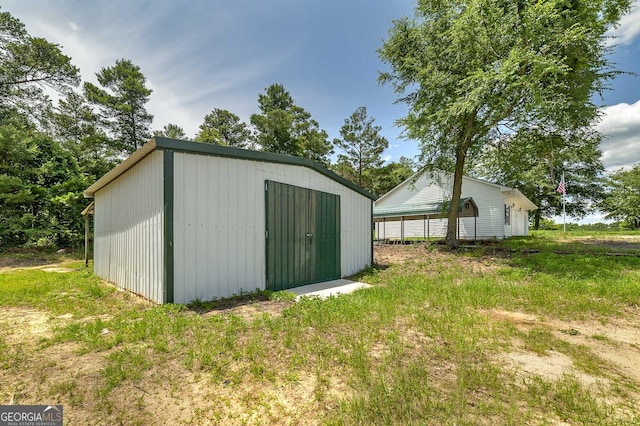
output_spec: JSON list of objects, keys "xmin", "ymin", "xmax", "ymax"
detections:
[{"xmin": 375, "ymin": 173, "xmax": 508, "ymax": 240}]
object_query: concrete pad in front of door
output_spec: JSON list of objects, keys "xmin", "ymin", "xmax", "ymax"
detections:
[{"xmin": 289, "ymin": 279, "xmax": 372, "ymax": 300}]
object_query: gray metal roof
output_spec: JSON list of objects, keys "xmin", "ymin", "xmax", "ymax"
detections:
[{"xmin": 84, "ymin": 137, "xmax": 376, "ymax": 200}]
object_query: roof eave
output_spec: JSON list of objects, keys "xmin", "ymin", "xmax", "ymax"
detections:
[
  {"xmin": 83, "ymin": 139, "xmax": 158, "ymax": 198},
  {"xmin": 84, "ymin": 137, "xmax": 376, "ymax": 200}
]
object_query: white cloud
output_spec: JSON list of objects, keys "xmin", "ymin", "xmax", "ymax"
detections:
[
  {"xmin": 382, "ymin": 154, "xmax": 392, "ymax": 163},
  {"xmin": 553, "ymin": 212, "xmax": 612, "ymax": 225},
  {"xmin": 596, "ymin": 101, "xmax": 640, "ymax": 170},
  {"xmin": 9, "ymin": 4, "xmax": 288, "ymax": 138},
  {"xmin": 607, "ymin": 1, "xmax": 640, "ymax": 45}
]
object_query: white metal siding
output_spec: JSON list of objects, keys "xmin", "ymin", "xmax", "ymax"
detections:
[
  {"xmin": 93, "ymin": 151, "xmax": 164, "ymax": 303},
  {"xmin": 172, "ymin": 152, "xmax": 372, "ymax": 304}
]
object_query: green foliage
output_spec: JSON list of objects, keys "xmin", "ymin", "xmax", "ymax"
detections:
[
  {"xmin": 537, "ymin": 217, "xmax": 560, "ymax": 231},
  {"xmin": 195, "ymin": 108, "xmax": 252, "ymax": 148},
  {"xmin": 0, "ymin": 8, "xmax": 79, "ymax": 120},
  {"xmin": 251, "ymin": 84, "xmax": 333, "ymax": 165},
  {"xmin": 0, "ymin": 125, "xmax": 89, "ymax": 248},
  {"xmin": 476, "ymin": 126, "xmax": 605, "ymax": 228},
  {"xmin": 335, "ymin": 155, "xmax": 415, "ymax": 198},
  {"xmin": 379, "ymin": 0, "xmax": 632, "ymax": 246},
  {"xmin": 599, "ymin": 164, "xmax": 640, "ymax": 228},
  {"xmin": 153, "ymin": 123, "xmax": 187, "ymax": 140},
  {"xmin": 50, "ymin": 90, "xmax": 115, "ymax": 179},
  {"xmin": 370, "ymin": 156, "xmax": 415, "ymax": 197},
  {"xmin": 333, "ymin": 106, "xmax": 389, "ymax": 189},
  {"xmin": 2, "ymin": 235, "xmax": 640, "ymax": 423},
  {"xmin": 84, "ymin": 59, "xmax": 153, "ymax": 155},
  {"xmin": 333, "ymin": 107, "xmax": 389, "ymax": 189}
]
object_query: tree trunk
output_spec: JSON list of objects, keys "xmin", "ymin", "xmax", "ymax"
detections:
[
  {"xmin": 445, "ymin": 147, "xmax": 467, "ymax": 248},
  {"xmin": 446, "ymin": 113, "xmax": 476, "ymax": 248},
  {"xmin": 534, "ymin": 209, "xmax": 541, "ymax": 229}
]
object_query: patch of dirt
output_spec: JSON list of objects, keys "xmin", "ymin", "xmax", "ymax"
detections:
[
  {"xmin": 0, "ymin": 307, "xmax": 55, "ymax": 343},
  {"xmin": 0, "ymin": 263, "xmax": 77, "ymax": 274},
  {"xmin": 374, "ymin": 243, "xmax": 507, "ymax": 275},
  {"xmin": 502, "ymin": 350, "xmax": 608, "ymax": 387},
  {"xmin": 0, "ymin": 305, "xmax": 348, "ymax": 425},
  {"xmin": 201, "ymin": 300, "xmax": 294, "ymax": 321},
  {"xmin": 40, "ymin": 266, "xmax": 75, "ymax": 273},
  {"xmin": 557, "ymin": 235, "xmax": 640, "ymax": 251},
  {"xmin": 486, "ymin": 309, "xmax": 640, "ymax": 385}
]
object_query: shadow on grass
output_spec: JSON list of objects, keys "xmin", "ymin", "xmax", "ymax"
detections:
[
  {"xmin": 497, "ymin": 237, "xmax": 640, "ymax": 282},
  {"xmin": 394, "ymin": 237, "xmax": 640, "ymax": 283},
  {"xmin": 186, "ymin": 289, "xmax": 296, "ymax": 315}
]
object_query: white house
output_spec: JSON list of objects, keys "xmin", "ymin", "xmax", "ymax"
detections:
[
  {"xmin": 84, "ymin": 137, "xmax": 375, "ymax": 304},
  {"xmin": 373, "ymin": 172, "xmax": 537, "ymax": 241}
]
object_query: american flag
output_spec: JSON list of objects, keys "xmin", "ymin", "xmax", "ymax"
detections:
[{"xmin": 557, "ymin": 173, "xmax": 566, "ymax": 195}]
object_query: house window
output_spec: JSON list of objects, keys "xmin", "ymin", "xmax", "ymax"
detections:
[{"xmin": 505, "ymin": 204, "xmax": 511, "ymax": 225}]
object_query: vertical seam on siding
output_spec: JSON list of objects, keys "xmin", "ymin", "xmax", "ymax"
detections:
[
  {"xmin": 370, "ymin": 199, "xmax": 374, "ymax": 267},
  {"xmin": 164, "ymin": 150, "xmax": 174, "ymax": 304}
]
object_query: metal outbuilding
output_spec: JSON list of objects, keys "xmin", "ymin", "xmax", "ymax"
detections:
[{"xmin": 84, "ymin": 137, "xmax": 375, "ymax": 304}]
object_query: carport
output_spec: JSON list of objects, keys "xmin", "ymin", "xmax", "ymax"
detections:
[{"xmin": 373, "ymin": 197, "xmax": 479, "ymax": 243}]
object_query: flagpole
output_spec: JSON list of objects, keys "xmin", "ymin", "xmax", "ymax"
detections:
[
  {"xmin": 563, "ymin": 194, "xmax": 566, "ymax": 233},
  {"xmin": 562, "ymin": 172, "xmax": 566, "ymax": 233},
  {"xmin": 557, "ymin": 172, "xmax": 567, "ymax": 232}
]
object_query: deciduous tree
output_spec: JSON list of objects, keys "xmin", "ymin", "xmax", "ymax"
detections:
[
  {"xmin": 0, "ymin": 125, "xmax": 87, "ymax": 248},
  {"xmin": 599, "ymin": 164, "xmax": 640, "ymax": 228},
  {"xmin": 477, "ymin": 126, "xmax": 605, "ymax": 229},
  {"xmin": 379, "ymin": 0, "xmax": 631, "ymax": 247}
]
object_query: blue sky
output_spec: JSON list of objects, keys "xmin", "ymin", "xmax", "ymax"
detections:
[{"xmin": 3, "ymin": 1, "xmax": 640, "ymax": 217}]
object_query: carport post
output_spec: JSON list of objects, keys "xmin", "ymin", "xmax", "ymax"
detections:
[
  {"xmin": 401, "ymin": 216, "xmax": 405, "ymax": 244},
  {"xmin": 375, "ymin": 221, "xmax": 379, "ymax": 242},
  {"xmin": 84, "ymin": 214, "xmax": 89, "ymax": 268},
  {"xmin": 423, "ymin": 215, "xmax": 426, "ymax": 242}
]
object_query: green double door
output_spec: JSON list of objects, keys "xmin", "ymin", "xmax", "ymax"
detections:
[{"xmin": 265, "ymin": 180, "xmax": 341, "ymax": 291}]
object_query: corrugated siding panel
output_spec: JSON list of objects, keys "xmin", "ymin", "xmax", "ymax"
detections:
[
  {"xmin": 93, "ymin": 151, "xmax": 164, "ymax": 303},
  {"xmin": 172, "ymin": 152, "xmax": 371, "ymax": 304}
]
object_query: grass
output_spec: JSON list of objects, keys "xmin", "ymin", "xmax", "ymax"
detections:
[{"xmin": 1, "ymin": 234, "xmax": 639, "ymax": 424}]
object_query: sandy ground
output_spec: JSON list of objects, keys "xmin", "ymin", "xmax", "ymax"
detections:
[
  {"xmin": 374, "ymin": 242, "xmax": 640, "ymax": 394},
  {"xmin": 1, "ymin": 240, "xmax": 639, "ymax": 424}
]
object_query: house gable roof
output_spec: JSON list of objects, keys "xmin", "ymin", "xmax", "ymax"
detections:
[
  {"xmin": 84, "ymin": 137, "xmax": 376, "ymax": 200},
  {"xmin": 375, "ymin": 170, "xmax": 537, "ymax": 210}
]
